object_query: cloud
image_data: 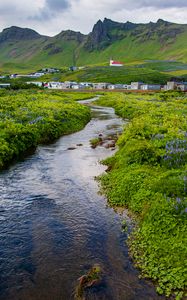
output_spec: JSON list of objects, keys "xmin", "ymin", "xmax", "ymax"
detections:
[
  {"xmin": 31, "ymin": 0, "xmax": 71, "ymax": 21},
  {"xmin": 0, "ymin": 0, "xmax": 187, "ymax": 36},
  {"xmin": 133, "ymin": 0, "xmax": 187, "ymax": 9},
  {"xmin": 45, "ymin": 0, "xmax": 70, "ymax": 11}
]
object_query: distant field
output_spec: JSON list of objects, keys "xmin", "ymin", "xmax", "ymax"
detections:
[
  {"xmin": 139, "ymin": 60, "xmax": 187, "ymax": 72},
  {"xmin": 40, "ymin": 65, "xmax": 171, "ymax": 84},
  {"xmin": 1, "ymin": 60, "xmax": 187, "ymax": 85}
]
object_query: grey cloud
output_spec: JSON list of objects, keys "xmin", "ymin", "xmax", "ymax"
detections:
[
  {"xmin": 45, "ymin": 0, "xmax": 70, "ymax": 11},
  {"xmin": 31, "ymin": 0, "xmax": 71, "ymax": 20},
  {"xmin": 121, "ymin": 0, "xmax": 187, "ymax": 9}
]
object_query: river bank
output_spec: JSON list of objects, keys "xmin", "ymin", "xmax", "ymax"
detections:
[
  {"xmin": 0, "ymin": 90, "xmax": 91, "ymax": 169},
  {"xmin": 94, "ymin": 92, "xmax": 187, "ymax": 300},
  {"xmin": 0, "ymin": 97, "xmax": 164, "ymax": 300}
]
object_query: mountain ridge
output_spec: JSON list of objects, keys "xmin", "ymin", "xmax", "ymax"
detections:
[{"xmin": 0, "ymin": 18, "xmax": 187, "ymax": 72}]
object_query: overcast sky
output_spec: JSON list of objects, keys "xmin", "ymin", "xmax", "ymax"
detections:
[{"xmin": 0, "ymin": 0, "xmax": 187, "ymax": 36}]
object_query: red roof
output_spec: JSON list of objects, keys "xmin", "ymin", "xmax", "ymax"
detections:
[{"xmin": 111, "ymin": 61, "xmax": 123, "ymax": 64}]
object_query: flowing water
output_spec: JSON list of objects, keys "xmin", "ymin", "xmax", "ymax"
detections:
[{"xmin": 0, "ymin": 98, "xmax": 164, "ymax": 300}]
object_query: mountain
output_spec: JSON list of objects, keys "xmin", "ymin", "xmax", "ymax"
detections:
[
  {"xmin": 0, "ymin": 19, "xmax": 187, "ymax": 72},
  {"xmin": 0, "ymin": 26, "xmax": 43, "ymax": 43}
]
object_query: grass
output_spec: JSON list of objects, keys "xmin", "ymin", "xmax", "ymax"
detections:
[
  {"xmin": 0, "ymin": 89, "xmax": 92, "ymax": 169},
  {"xmin": 95, "ymin": 91, "xmax": 187, "ymax": 299},
  {"xmin": 50, "ymin": 66, "xmax": 171, "ymax": 84},
  {"xmin": 0, "ymin": 23, "xmax": 187, "ymax": 73}
]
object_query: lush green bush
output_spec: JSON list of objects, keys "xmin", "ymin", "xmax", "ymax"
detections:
[
  {"xmin": 96, "ymin": 92, "xmax": 187, "ymax": 299},
  {"xmin": 0, "ymin": 90, "xmax": 91, "ymax": 168}
]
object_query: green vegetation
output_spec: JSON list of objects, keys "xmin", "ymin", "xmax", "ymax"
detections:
[
  {"xmin": 95, "ymin": 92, "xmax": 187, "ymax": 299},
  {"xmin": 43, "ymin": 65, "xmax": 171, "ymax": 84},
  {"xmin": 0, "ymin": 90, "xmax": 91, "ymax": 169},
  {"xmin": 1, "ymin": 20, "xmax": 187, "ymax": 73},
  {"xmin": 74, "ymin": 264, "xmax": 102, "ymax": 300},
  {"xmin": 89, "ymin": 137, "xmax": 102, "ymax": 148}
]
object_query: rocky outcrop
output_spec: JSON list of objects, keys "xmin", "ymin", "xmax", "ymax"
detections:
[{"xmin": 84, "ymin": 18, "xmax": 138, "ymax": 51}]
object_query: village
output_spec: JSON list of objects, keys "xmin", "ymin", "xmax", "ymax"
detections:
[
  {"xmin": 1, "ymin": 80, "xmax": 187, "ymax": 92},
  {"xmin": 0, "ymin": 62, "xmax": 187, "ymax": 91}
]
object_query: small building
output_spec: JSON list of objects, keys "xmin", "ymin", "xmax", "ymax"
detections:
[
  {"xmin": 26, "ymin": 81, "xmax": 43, "ymax": 87},
  {"xmin": 10, "ymin": 74, "xmax": 18, "ymax": 78},
  {"xmin": 164, "ymin": 81, "xmax": 182, "ymax": 91},
  {"xmin": 0, "ymin": 83, "xmax": 10, "ymax": 88},
  {"xmin": 177, "ymin": 83, "xmax": 187, "ymax": 92},
  {"xmin": 124, "ymin": 84, "xmax": 131, "ymax": 90},
  {"xmin": 80, "ymin": 82, "xmax": 93, "ymax": 88},
  {"xmin": 141, "ymin": 84, "xmax": 161, "ymax": 91},
  {"xmin": 110, "ymin": 60, "xmax": 123, "ymax": 67},
  {"xmin": 69, "ymin": 66, "xmax": 78, "ymax": 72},
  {"xmin": 42, "ymin": 68, "xmax": 59, "ymax": 73},
  {"xmin": 131, "ymin": 82, "xmax": 144, "ymax": 90},
  {"xmin": 48, "ymin": 82, "xmax": 63, "ymax": 89},
  {"xmin": 92, "ymin": 83, "xmax": 109, "ymax": 89},
  {"xmin": 107, "ymin": 84, "xmax": 128, "ymax": 90},
  {"xmin": 71, "ymin": 84, "xmax": 84, "ymax": 90},
  {"xmin": 107, "ymin": 84, "xmax": 116, "ymax": 90},
  {"xmin": 31, "ymin": 72, "xmax": 45, "ymax": 78},
  {"xmin": 115, "ymin": 84, "xmax": 127, "ymax": 89}
]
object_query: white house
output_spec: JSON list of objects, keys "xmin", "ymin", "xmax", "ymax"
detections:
[
  {"xmin": 131, "ymin": 82, "xmax": 144, "ymax": 90},
  {"xmin": 177, "ymin": 83, "xmax": 187, "ymax": 91},
  {"xmin": 71, "ymin": 84, "xmax": 84, "ymax": 90},
  {"xmin": 92, "ymin": 83, "xmax": 109, "ymax": 89},
  {"xmin": 0, "ymin": 83, "xmax": 10, "ymax": 88},
  {"xmin": 107, "ymin": 84, "xmax": 116, "ymax": 90},
  {"xmin": 141, "ymin": 84, "xmax": 161, "ymax": 91},
  {"xmin": 48, "ymin": 82, "xmax": 63, "ymax": 89},
  {"xmin": 110, "ymin": 59, "xmax": 123, "ymax": 67},
  {"xmin": 164, "ymin": 81, "xmax": 181, "ymax": 91},
  {"xmin": 26, "ymin": 81, "xmax": 43, "ymax": 87}
]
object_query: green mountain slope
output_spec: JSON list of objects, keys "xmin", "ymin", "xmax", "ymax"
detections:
[{"xmin": 0, "ymin": 19, "xmax": 187, "ymax": 72}]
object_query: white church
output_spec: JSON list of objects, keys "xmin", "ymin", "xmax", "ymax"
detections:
[{"xmin": 110, "ymin": 59, "xmax": 124, "ymax": 67}]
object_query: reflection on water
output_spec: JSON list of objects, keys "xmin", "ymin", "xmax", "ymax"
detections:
[{"xmin": 0, "ymin": 99, "xmax": 164, "ymax": 300}]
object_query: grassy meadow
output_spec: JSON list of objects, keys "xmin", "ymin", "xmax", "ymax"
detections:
[
  {"xmin": 95, "ymin": 91, "xmax": 187, "ymax": 299},
  {"xmin": 0, "ymin": 89, "xmax": 91, "ymax": 169}
]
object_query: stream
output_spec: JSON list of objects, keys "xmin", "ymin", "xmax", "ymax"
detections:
[{"xmin": 0, "ymin": 98, "xmax": 164, "ymax": 300}]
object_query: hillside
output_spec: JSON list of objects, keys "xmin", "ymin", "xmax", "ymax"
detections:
[{"xmin": 0, "ymin": 19, "xmax": 187, "ymax": 73}]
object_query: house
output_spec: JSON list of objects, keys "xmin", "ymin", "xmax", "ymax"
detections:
[
  {"xmin": 177, "ymin": 83, "xmax": 187, "ymax": 91},
  {"xmin": 107, "ymin": 84, "xmax": 128, "ymax": 90},
  {"xmin": 131, "ymin": 82, "xmax": 144, "ymax": 90},
  {"xmin": 71, "ymin": 84, "xmax": 84, "ymax": 90},
  {"xmin": 110, "ymin": 59, "xmax": 123, "ymax": 67},
  {"xmin": 141, "ymin": 84, "xmax": 161, "ymax": 91},
  {"xmin": 42, "ymin": 68, "xmax": 59, "ymax": 73},
  {"xmin": 124, "ymin": 84, "xmax": 131, "ymax": 90},
  {"xmin": 32, "ymin": 72, "xmax": 45, "ymax": 78},
  {"xmin": 92, "ymin": 83, "xmax": 109, "ymax": 89},
  {"xmin": 48, "ymin": 82, "xmax": 63, "ymax": 89},
  {"xmin": 10, "ymin": 74, "xmax": 18, "ymax": 78},
  {"xmin": 164, "ymin": 81, "xmax": 182, "ymax": 91},
  {"xmin": 115, "ymin": 84, "xmax": 127, "ymax": 89},
  {"xmin": 69, "ymin": 66, "xmax": 78, "ymax": 72},
  {"xmin": 107, "ymin": 84, "xmax": 116, "ymax": 90},
  {"xmin": 80, "ymin": 82, "xmax": 93, "ymax": 88},
  {"xmin": 27, "ymin": 81, "xmax": 43, "ymax": 87},
  {"xmin": 0, "ymin": 83, "xmax": 10, "ymax": 88}
]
